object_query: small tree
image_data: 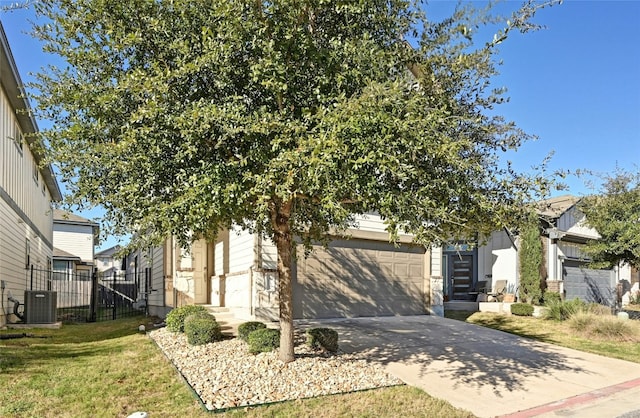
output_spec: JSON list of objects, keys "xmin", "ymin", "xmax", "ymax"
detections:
[
  {"xmin": 580, "ymin": 169, "xmax": 640, "ymax": 269},
  {"xmin": 519, "ymin": 215, "xmax": 543, "ymax": 304}
]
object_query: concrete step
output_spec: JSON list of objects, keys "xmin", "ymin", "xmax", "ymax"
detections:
[{"xmin": 199, "ymin": 305, "xmax": 245, "ymax": 337}]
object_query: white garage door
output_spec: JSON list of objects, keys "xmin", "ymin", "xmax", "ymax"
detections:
[{"xmin": 293, "ymin": 239, "xmax": 426, "ymax": 319}]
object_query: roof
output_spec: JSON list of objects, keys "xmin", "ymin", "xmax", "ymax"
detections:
[
  {"xmin": 535, "ymin": 195, "xmax": 581, "ymax": 219},
  {"xmin": 95, "ymin": 245, "xmax": 121, "ymax": 257},
  {"xmin": 0, "ymin": 22, "xmax": 62, "ymax": 202},
  {"xmin": 53, "ymin": 247, "xmax": 82, "ymax": 261},
  {"xmin": 53, "ymin": 209, "xmax": 99, "ymax": 226}
]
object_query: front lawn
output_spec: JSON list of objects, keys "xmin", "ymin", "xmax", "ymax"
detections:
[
  {"xmin": 445, "ymin": 310, "xmax": 640, "ymax": 363},
  {"xmin": 0, "ymin": 317, "xmax": 473, "ymax": 418}
]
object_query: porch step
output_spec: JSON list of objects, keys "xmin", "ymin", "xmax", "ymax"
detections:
[
  {"xmin": 444, "ymin": 301, "xmax": 479, "ymax": 311},
  {"xmin": 199, "ymin": 305, "xmax": 245, "ymax": 337}
]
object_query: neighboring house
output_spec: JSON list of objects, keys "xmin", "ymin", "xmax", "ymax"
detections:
[
  {"xmin": 95, "ymin": 245, "xmax": 125, "ymax": 276},
  {"xmin": 437, "ymin": 195, "xmax": 636, "ymax": 308},
  {"xmin": 0, "ymin": 22, "xmax": 62, "ymax": 326},
  {"xmin": 52, "ymin": 209, "xmax": 99, "ymax": 279}
]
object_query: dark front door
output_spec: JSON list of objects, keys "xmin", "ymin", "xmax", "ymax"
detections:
[{"xmin": 448, "ymin": 254, "xmax": 474, "ymax": 301}]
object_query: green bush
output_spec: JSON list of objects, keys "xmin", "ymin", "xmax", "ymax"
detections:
[
  {"xmin": 543, "ymin": 298, "xmax": 587, "ymax": 321},
  {"xmin": 184, "ymin": 313, "xmax": 223, "ymax": 345},
  {"xmin": 238, "ymin": 321, "xmax": 267, "ymax": 342},
  {"xmin": 247, "ymin": 328, "xmax": 280, "ymax": 354},
  {"xmin": 306, "ymin": 327, "xmax": 339, "ymax": 352},
  {"xmin": 166, "ymin": 305, "xmax": 210, "ymax": 333},
  {"xmin": 543, "ymin": 291, "xmax": 562, "ymax": 306},
  {"xmin": 510, "ymin": 303, "xmax": 534, "ymax": 316}
]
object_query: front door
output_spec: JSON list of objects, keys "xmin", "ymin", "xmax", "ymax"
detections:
[{"xmin": 447, "ymin": 254, "xmax": 475, "ymax": 301}]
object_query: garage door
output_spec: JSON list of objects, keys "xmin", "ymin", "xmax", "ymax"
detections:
[
  {"xmin": 293, "ymin": 239, "xmax": 426, "ymax": 319},
  {"xmin": 563, "ymin": 260, "xmax": 615, "ymax": 306}
]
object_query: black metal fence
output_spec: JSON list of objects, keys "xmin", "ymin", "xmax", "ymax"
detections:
[{"xmin": 28, "ymin": 266, "xmax": 150, "ymax": 323}]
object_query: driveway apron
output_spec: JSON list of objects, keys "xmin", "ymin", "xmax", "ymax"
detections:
[{"xmin": 296, "ymin": 315, "xmax": 640, "ymax": 417}]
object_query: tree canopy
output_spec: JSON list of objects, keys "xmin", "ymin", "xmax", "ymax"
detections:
[
  {"xmin": 580, "ymin": 170, "xmax": 640, "ymax": 269},
  {"xmin": 32, "ymin": 0, "xmax": 557, "ymax": 362}
]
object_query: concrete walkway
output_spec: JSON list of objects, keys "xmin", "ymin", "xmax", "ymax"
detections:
[{"xmin": 296, "ymin": 315, "xmax": 640, "ymax": 418}]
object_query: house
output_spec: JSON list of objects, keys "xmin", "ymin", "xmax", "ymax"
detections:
[
  {"xmin": 121, "ymin": 238, "xmax": 192, "ymax": 318},
  {"xmin": 211, "ymin": 213, "xmax": 432, "ymax": 320},
  {"xmin": 52, "ymin": 209, "xmax": 99, "ymax": 279},
  {"xmin": 440, "ymin": 195, "xmax": 637, "ymax": 310},
  {"xmin": 0, "ymin": 22, "xmax": 62, "ymax": 326},
  {"xmin": 95, "ymin": 245, "xmax": 125, "ymax": 276}
]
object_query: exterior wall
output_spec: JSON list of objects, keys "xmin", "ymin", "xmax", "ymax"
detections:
[
  {"xmin": 558, "ymin": 207, "xmax": 599, "ymax": 239},
  {"xmin": 0, "ymin": 47, "xmax": 58, "ymax": 325},
  {"xmin": 228, "ymin": 226, "xmax": 254, "ymax": 273},
  {"xmin": 53, "ymin": 223, "xmax": 95, "ymax": 263},
  {"xmin": 478, "ymin": 230, "xmax": 518, "ymax": 292}
]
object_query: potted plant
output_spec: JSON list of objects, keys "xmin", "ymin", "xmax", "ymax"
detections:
[{"xmin": 503, "ymin": 283, "xmax": 517, "ymax": 303}]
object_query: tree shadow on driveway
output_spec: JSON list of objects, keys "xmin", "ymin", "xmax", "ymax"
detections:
[{"xmin": 297, "ymin": 315, "xmax": 588, "ymax": 397}]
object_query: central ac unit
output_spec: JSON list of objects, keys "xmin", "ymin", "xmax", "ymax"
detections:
[{"xmin": 25, "ymin": 290, "xmax": 57, "ymax": 324}]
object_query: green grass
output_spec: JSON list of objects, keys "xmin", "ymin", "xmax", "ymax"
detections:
[
  {"xmin": 0, "ymin": 317, "xmax": 474, "ymax": 418},
  {"xmin": 445, "ymin": 310, "xmax": 640, "ymax": 363}
]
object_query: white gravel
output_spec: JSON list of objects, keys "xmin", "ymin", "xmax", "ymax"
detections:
[{"xmin": 149, "ymin": 327, "xmax": 402, "ymax": 410}]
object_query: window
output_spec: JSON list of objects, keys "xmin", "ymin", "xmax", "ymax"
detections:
[
  {"xmin": 53, "ymin": 260, "xmax": 70, "ymax": 280},
  {"xmin": 25, "ymin": 239, "xmax": 30, "ymax": 269},
  {"xmin": 9, "ymin": 122, "xmax": 23, "ymax": 153},
  {"xmin": 33, "ymin": 160, "xmax": 39, "ymax": 184}
]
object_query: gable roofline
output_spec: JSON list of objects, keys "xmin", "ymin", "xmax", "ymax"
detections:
[
  {"xmin": 535, "ymin": 195, "xmax": 581, "ymax": 220},
  {"xmin": 0, "ymin": 21, "xmax": 62, "ymax": 202}
]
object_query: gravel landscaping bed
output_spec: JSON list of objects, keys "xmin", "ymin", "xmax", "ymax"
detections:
[{"xmin": 149, "ymin": 327, "xmax": 402, "ymax": 411}]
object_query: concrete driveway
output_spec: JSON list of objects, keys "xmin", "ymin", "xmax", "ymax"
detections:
[{"xmin": 296, "ymin": 315, "xmax": 640, "ymax": 417}]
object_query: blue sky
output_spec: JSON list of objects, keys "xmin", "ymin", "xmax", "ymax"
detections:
[{"xmin": 2, "ymin": 1, "xmax": 639, "ymax": 250}]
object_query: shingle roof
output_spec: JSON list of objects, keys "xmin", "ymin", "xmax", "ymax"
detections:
[{"xmin": 535, "ymin": 195, "xmax": 581, "ymax": 219}]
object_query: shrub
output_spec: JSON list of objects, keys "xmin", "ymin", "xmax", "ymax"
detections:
[
  {"xmin": 238, "ymin": 321, "xmax": 267, "ymax": 342},
  {"xmin": 510, "ymin": 303, "xmax": 534, "ymax": 317},
  {"xmin": 306, "ymin": 328, "xmax": 339, "ymax": 352},
  {"xmin": 184, "ymin": 313, "xmax": 223, "ymax": 345},
  {"xmin": 543, "ymin": 298, "xmax": 587, "ymax": 321},
  {"xmin": 543, "ymin": 291, "xmax": 562, "ymax": 306},
  {"xmin": 166, "ymin": 305, "xmax": 210, "ymax": 333},
  {"xmin": 587, "ymin": 303, "xmax": 612, "ymax": 316},
  {"xmin": 247, "ymin": 328, "xmax": 280, "ymax": 354},
  {"xmin": 569, "ymin": 312, "xmax": 639, "ymax": 342}
]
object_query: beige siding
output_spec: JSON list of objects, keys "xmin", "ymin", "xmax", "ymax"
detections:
[
  {"xmin": 1, "ymin": 86, "xmax": 56, "ymax": 325},
  {"xmin": 430, "ymin": 246, "xmax": 442, "ymax": 277},
  {"xmin": 53, "ymin": 223, "xmax": 95, "ymax": 262},
  {"xmin": 1, "ymin": 90, "xmax": 54, "ymax": 243},
  {"xmin": 148, "ymin": 245, "xmax": 165, "ymax": 308},
  {"xmin": 261, "ymin": 237, "xmax": 277, "ymax": 269},
  {"xmin": 228, "ymin": 226, "xmax": 254, "ymax": 273}
]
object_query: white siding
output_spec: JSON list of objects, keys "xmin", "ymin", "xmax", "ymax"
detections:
[
  {"xmin": 478, "ymin": 231, "xmax": 518, "ymax": 287},
  {"xmin": 430, "ymin": 246, "xmax": 442, "ymax": 277},
  {"xmin": 559, "ymin": 207, "xmax": 599, "ymax": 239},
  {"xmin": 53, "ymin": 223, "xmax": 95, "ymax": 262},
  {"xmin": 228, "ymin": 226, "xmax": 254, "ymax": 273}
]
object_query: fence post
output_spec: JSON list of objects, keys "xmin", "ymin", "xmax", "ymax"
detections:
[
  {"xmin": 89, "ymin": 269, "xmax": 97, "ymax": 322},
  {"xmin": 112, "ymin": 271, "xmax": 117, "ymax": 320}
]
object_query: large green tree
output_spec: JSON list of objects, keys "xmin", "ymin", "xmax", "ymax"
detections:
[
  {"xmin": 33, "ymin": 0, "xmax": 556, "ymax": 362},
  {"xmin": 580, "ymin": 170, "xmax": 640, "ymax": 269}
]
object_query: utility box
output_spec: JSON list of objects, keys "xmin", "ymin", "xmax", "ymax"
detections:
[{"xmin": 25, "ymin": 291, "xmax": 57, "ymax": 324}]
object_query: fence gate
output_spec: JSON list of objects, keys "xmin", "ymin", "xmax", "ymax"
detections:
[{"xmin": 28, "ymin": 267, "xmax": 149, "ymax": 323}]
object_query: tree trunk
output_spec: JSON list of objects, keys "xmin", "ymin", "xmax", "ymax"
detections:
[{"xmin": 272, "ymin": 200, "xmax": 295, "ymax": 363}]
